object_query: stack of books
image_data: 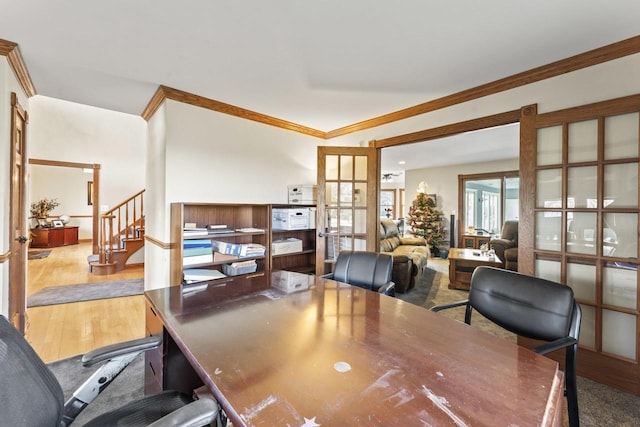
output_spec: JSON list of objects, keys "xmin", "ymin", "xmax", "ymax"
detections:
[
  {"xmin": 211, "ymin": 240, "xmax": 266, "ymax": 257},
  {"xmin": 183, "ymin": 239, "xmax": 213, "ymax": 266}
]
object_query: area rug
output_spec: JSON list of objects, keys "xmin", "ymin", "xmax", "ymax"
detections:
[
  {"xmin": 28, "ymin": 278, "xmax": 144, "ymax": 307},
  {"xmin": 47, "ymin": 353, "xmax": 144, "ymax": 425},
  {"xmin": 28, "ymin": 249, "xmax": 51, "ymax": 260}
]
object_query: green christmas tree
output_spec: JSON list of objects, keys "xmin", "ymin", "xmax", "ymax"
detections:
[{"xmin": 407, "ymin": 193, "xmax": 445, "ymax": 250}]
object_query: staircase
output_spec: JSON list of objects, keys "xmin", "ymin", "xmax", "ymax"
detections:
[{"xmin": 89, "ymin": 190, "xmax": 145, "ymax": 275}]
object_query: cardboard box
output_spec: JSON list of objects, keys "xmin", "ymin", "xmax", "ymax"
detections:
[
  {"xmin": 271, "ymin": 270, "xmax": 312, "ymax": 293},
  {"xmin": 272, "ymin": 208, "xmax": 310, "ymax": 230},
  {"xmin": 288, "ymin": 185, "xmax": 317, "ymax": 205},
  {"xmin": 272, "ymin": 238, "xmax": 303, "ymax": 255}
]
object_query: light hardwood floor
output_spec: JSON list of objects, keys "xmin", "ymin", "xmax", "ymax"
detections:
[{"xmin": 25, "ymin": 241, "xmax": 145, "ymax": 363}]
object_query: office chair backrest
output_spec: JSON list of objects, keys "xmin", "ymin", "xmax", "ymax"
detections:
[
  {"xmin": 469, "ymin": 266, "xmax": 577, "ymax": 342},
  {"xmin": 0, "ymin": 315, "xmax": 64, "ymax": 426},
  {"xmin": 332, "ymin": 251, "xmax": 393, "ymax": 292}
]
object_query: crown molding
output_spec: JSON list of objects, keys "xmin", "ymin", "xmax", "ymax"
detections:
[
  {"xmin": 142, "ymin": 85, "xmax": 328, "ymax": 139},
  {"xmin": 0, "ymin": 39, "xmax": 36, "ymax": 98},
  {"xmin": 326, "ymin": 35, "xmax": 640, "ymax": 139}
]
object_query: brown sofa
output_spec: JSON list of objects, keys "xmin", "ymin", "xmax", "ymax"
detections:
[
  {"xmin": 380, "ymin": 219, "xmax": 430, "ymax": 293},
  {"xmin": 491, "ymin": 220, "xmax": 518, "ymax": 271}
]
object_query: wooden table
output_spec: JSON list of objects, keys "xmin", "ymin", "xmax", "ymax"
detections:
[
  {"xmin": 448, "ymin": 248, "xmax": 503, "ymax": 290},
  {"xmin": 144, "ymin": 270, "xmax": 563, "ymax": 426}
]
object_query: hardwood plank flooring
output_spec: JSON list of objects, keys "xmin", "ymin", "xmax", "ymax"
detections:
[{"xmin": 25, "ymin": 241, "xmax": 145, "ymax": 363}]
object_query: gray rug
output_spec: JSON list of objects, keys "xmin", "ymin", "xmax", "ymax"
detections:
[
  {"xmin": 28, "ymin": 278, "xmax": 144, "ymax": 307},
  {"xmin": 47, "ymin": 353, "xmax": 144, "ymax": 425},
  {"xmin": 28, "ymin": 249, "xmax": 52, "ymax": 260}
]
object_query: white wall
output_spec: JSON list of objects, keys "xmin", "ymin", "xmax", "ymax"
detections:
[
  {"xmin": 28, "ymin": 96, "xmax": 147, "ymax": 239},
  {"xmin": 0, "ymin": 58, "xmax": 30, "ymax": 317}
]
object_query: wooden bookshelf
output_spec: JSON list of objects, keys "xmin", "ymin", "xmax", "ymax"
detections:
[{"xmin": 170, "ymin": 203, "xmax": 271, "ymax": 286}]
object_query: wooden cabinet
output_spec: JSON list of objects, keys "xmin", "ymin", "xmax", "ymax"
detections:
[
  {"xmin": 170, "ymin": 203, "xmax": 270, "ymax": 286},
  {"xmin": 30, "ymin": 226, "xmax": 79, "ymax": 248},
  {"xmin": 271, "ymin": 205, "xmax": 316, "ymax": 274},
  {"xmin": 460, "ymin": 233, "xmax": 491, "ymax": 249}
]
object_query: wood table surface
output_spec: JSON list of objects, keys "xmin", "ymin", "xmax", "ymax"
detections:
[{"xmin": 145, "ymin": 270, "xmax": 563, "ymax": 426}]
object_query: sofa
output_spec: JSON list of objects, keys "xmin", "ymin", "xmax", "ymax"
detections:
[
  {"xmin": 380, "ymin": 219, "xmax": 431, "ymax": 293},
  {"xmin": 491, "ymin": 220, "xmax": 518, "ymax": 271}
]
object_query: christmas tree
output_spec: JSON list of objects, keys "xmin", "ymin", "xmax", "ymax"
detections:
[{"xmin": 407, "ymin": 192, "xmax": 445, "ymax": 250}]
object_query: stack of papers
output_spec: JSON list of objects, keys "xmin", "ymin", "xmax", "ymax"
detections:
[{"xmin": 183, "ymin": 268, "xmax": 226, "ymax": 283}]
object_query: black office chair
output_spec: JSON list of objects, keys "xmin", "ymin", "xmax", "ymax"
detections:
[
  {"xmin": 324, "ymin": 250, "xmax": 396, "ymax": 296},
  {"xmin": 431, "ymin": 266, "xmax": 581, "ymax": 427},
  {"xmin": 0, "ymin": 315, "xmax": 220, "ymax": 426}
]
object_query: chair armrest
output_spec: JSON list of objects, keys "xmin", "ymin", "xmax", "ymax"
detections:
[
  {"xmin": 81, "ymin": 335, "xmax": 161, "ymax": 367},
  {"xmin": 399, "ymin": 236, "xmax": 427, "ymax": 246},
  {"xmin": 378, "ymin": 281, "xmax": 395, "ymax": 297},
  {"xmin": 532, "ymin": 337, "xmax": 577, "ymax": 355},
  {"xmin": 147, "ymin": 397, "xmax": 221, "ymax": 427},
  {"xmin": 490, "ymin": 238, "xmax": 515, "ymax": 249},
  {"xmin": 430, "ymin": 300, "xmax": 469, "ymax": 312}
]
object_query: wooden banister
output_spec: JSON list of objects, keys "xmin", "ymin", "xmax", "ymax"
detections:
[{"xmin": 97, "ymin": 190, "xmax": 145, "ymax": 264}]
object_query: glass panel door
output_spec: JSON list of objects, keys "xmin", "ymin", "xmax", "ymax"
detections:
[
  {"xmin": 522, "ymin": 99, "xmax": 640, "ymax": 394},
  {"xmin": 316, "ymin": 147, "xmax": 378, "ymax": 275}
]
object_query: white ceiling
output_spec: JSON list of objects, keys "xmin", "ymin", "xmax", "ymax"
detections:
[{"xmin": 1, "ymin": 1, "xmax": 638, "ymax": 170}]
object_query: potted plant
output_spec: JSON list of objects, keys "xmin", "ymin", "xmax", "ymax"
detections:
[{"xmin": 30, "ymin": 198, "xmax": 60, "ymax": 228}]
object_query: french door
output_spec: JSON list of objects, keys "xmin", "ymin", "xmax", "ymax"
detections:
[
  {"xmin": 316, "ymin": 147, "xmax": 379, "ymax": 276},
  {"xmin": 520, "ymin": 95, "xmax": 640, "ymax": 394}
]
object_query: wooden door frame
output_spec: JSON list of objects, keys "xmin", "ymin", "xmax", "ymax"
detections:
[{"xmin": 28, "ymin": 159, "xmax": 101, "ymax": 254}]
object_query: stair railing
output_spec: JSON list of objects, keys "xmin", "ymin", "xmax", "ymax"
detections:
[{"xmin": 98, "ymin": 189, "xmax": 145, "ymax": 264}]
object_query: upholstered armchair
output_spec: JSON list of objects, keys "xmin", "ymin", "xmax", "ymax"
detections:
[{"xmin": 491, "ymin": 220, "xmax": 518, "ymax": 271}]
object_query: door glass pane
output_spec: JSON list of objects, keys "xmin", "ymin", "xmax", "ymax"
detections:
[
  {"xmin": 579, "ymin": 304, "xmax": 596, "ymax": 349},
  {"xmin": 567, "ymin": 166, "xmax": 598, "ymax": 208},
  {"xmin": 568, "ymin": 120, "xmax": 598, "ymax": 163},
  {"xmin": 567, "ymin": 261, "xmax": 596, "ymax": 302},
  {"xmin": 354, "ymin": 209, "xmax": 366, "ymax": 234},
  {"xmin": 504, "ymin": 177, "xmax": 520, "ymax": 221},
  {"xmin": 567, "ymin": 212, "xmax": 596, "ymax": 255},
  {"xmin": 326, "ymin": 182, "xmax": 338, "ymax": 205},
  {"xmin": 354, "ymin": 183, "xmax": 367, "ymax": 207},
  {"xmin": 340, "ymin": 155, "xmax": 353, "ymax": 180},
  {"xmin": 339, "ymin": 183, "xmax": 352, "ymax": 205},
  {"xmin": 537, "ymin": 126, "xmax": 563, "ymax": 166},
  {"xmin": 354, "ymin": 156, "xmax": 367, "ymax": 180},
  {"xmin": 605, "ymin": 113, "xmax": 639, "ymax": 160},
  {"xmin": 326, "ymin": 155, "xmax": 338, "ymax": 180},
  {"xmin": 535, "ymin": 258, "xmax": 561, "ymax": 282},
  {"xmin": 604, "ymin": 163, "xmax": 638, "ymax": 208},
  {"xmin": 603, "ymin": 213, "xmax": 637, "ymax": 258},
  {"xmin": 603, "ymin": 263, "xmax": 637, "ymax": 309},
  {"xmin": 339, "ymin": 210, "xmax": 353, "ymax": 234},
  {"xmin": 327, "ymin": 208, "xmax": 338, "ymax": 233},
  {"xmin": 602, "ymin": 309, "xmax": 636, "ymax": 360},
  {"xmin": 536, "ymin": 169, "xmax": 562, "ymax": 208},
  {"xmin": 536, "ymin": 212, "xmax": 562, "ymax": 251}
]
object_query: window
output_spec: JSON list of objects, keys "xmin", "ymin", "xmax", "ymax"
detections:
[
  {"xmin": 380, "ymin": 189, "xmax": 396, "ymax": 218},
  {"xmin": 458, "ymin": 171, "xmax": 519, "ymax": 241}
]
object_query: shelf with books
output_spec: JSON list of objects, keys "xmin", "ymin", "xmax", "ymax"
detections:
[{"xmin": 171, "ymin": 203, "xmax": 270, "ymax": 286}]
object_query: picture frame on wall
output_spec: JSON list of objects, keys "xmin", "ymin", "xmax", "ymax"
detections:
[{"xmin": 52, "ymin": 219, "xmax": 64, "ymax": 228}]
